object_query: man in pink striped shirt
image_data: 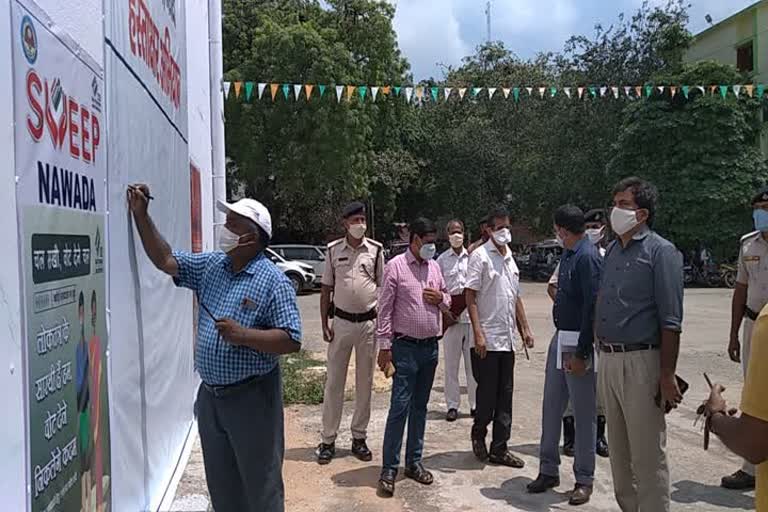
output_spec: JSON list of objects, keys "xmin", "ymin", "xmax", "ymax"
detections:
[{"xmin": 376, "ymin": 218, "xmax": 450, "ymax": 497}]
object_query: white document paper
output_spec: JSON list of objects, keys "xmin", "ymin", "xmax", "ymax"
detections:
[{"xmin": 556, "ymin": 330, "xmax": 580, "ymax": 369}]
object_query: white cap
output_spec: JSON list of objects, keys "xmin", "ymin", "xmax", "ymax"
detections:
[{"xmin": 217, "ymin": 199, "xmax": 273, "ymax": 238}]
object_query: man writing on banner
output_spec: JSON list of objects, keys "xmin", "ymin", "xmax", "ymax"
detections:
[
  {"xmin": 127, "ymin": 184, "xmax": 301, "ymax": 512},
  {"xmin": 437, "ymin": 219, "xmax": 476, "ymax": 421}
]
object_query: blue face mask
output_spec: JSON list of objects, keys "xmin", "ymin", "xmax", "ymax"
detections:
[{"xmin": 754, "ymin": 209, "xmax": 768, "ymax": 232}]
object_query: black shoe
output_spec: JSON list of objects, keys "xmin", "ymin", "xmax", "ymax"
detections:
[
  {"xmin": 351, "ymin": 439, "xmax": 373, "ymax": 462},
  {"xmin": 596, "ymin": 415, "xmax": 609, "ymax": 458},
  {"xmin": 470, "ymin": 408, "xmax": 476, "ymax": 418},
  {"xmin": 721, "ymin": 470, "xmax": 755, "ymax": 490},
  {"xmin": 527, "ymin": 473, "xmax": 560, "ymax": 493},
  {"xmin": 316, "ymin": 442, "xmax": 335, "ymax": 465},
  {"xmin": 569, "ymin": 483, "xmax": 593, "ymax": 505},
  {"xmin": 446, "ymin": 408, "xmax": 459, "ymax": 422},
  {"xmin": 471, "ymin": 436, "xmax": 488, "ymax": 461},
  {"xmin": 488, "ymin": 450, "xmax": 525, "ymax": 468},
  {"xmin": 378, "ymin": 468, "xmax": 397, "ymax": 497},
  {"xmin": 562, "ymin": 416, "xmax": 575, "ymax": 457},
  {"xmin": 404, "ymin": 462, "xmax": 434, "ymax": 485}
]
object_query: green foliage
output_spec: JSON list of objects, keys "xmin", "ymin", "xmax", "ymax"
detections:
[
  {"xmin": 607, "ymin": 61, "xmax": 768, "ymax": 258},
  {"xmin": 281, "ymin": 351, "xmax": 325, "ymax": 405}
]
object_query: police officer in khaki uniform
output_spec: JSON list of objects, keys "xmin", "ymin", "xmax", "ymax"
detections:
[
  {"xmin": 722, "ymin": 186, "xmax": 768, "ymax": 490},
  {"xmin": 316, "ymin": 202, "xmax": 383, "ymax": 465}
]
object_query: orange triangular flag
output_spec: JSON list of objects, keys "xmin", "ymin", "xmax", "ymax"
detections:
[
  {"xmin": 234, "ymin": 82, "xmax": 243, "ymax": 98},
  {"xmin": 746, "ymin": 84, "xmax": 755, "ymax": 97},
  {"xmin": 304, "ymin": 84, "xmax": 314, "ymax": 101},
  {"xmin": 670, "ymin": 86, "xmax": 677, "ymax": 98},
  {"xmin": 270, "ymin": 83, "xmax": 279, "ymax": 101},
  {"xmin": 710, "ymin": 85, "xmax": 717, "ymax": 95},
  {"xmin": 381, "ymin": 86, "xmax": 391, "ymax": 95},
  {"xmin": 635, "ymin": 86, "xmax": 642, "ymax": 98},
  {"xmin": 415, "ymin": 86, "xmax": 424, "ymax": 100},
  {"xmin": 346, "ymin": 85, "xmax": 355, "ymax": 101}
]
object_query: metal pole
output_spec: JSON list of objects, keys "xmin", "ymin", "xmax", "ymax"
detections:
[{"xmin": 208, "ymin": 0, "xmax": 227, "ymax": 239}]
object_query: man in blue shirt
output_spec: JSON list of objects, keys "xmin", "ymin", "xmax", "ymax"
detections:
[
  {"xmin": 127, "ymin": 184, "xmax": 301, "ymax": 512},
  {"xmin": 528, "ymin": 205, "xmax": 602, "ymax": 506}
]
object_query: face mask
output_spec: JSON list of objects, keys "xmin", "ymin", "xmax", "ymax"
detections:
[
  {"xmin": 754, "ymin": 209, "xmax": 768, "ymax": 232},
  {"xmin": 610, "ymin": 207, "xmax": 640, "ymax": 236},
  {"xmin": 449, "ymin": 233, "xmax": 464, "ymax": 248},
  {"xmin": 348, "ymin": 223, "xmax": 367, "ymax": 239},
  {"xmin": 419, "ymin": 242, "xmax": 437, "ymax": 260},
  {"xmin": 555, "ymin": 233, "xmax": 564, "ymax": 248},
  {"xmin": 586, "ymin": 227, "xmax": 605, "ymax": 245},
  {"xmin": 218, "ymin": 226, "xmax": 242, "ymax": 253},
  {"xmin": 492, "ymin": 228, "xmax": 511, "ymax": 246}
]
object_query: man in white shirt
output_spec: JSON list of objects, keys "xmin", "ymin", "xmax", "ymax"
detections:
[
  {"xmin": 437, "ymin": 220, "xmax": 476, "ymax": 422},
  {"xmin": 466, "ymin": 207, "xmax": 535, "ymax": 467}
]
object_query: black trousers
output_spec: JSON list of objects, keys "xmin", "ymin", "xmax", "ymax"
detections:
[
  {"xmin": 471, "ymin": 350, "xmax": 515, "ymax": 454},
  {"xmin": 196, "ymin": 366, "xmax": 285, "ymax": 512}
]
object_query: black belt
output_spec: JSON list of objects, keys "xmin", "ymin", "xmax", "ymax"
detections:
[
  {"xmin": 335, "ymin": 307, "xmax": 377, "ymax": 323},
  {"xmin": 599, "ymin": 342, "xmax": 659, "ymax": 353},
  {"xmin": 745, "ymin": 306, "xmax": 759, "ymax": 322},
  {"xmin": 394, "ymin": 333, "xmax": 439, "ymax": 344},
  {"xmin": 202, "ymin": 367, "xmax": 276, "ymax": 398}
]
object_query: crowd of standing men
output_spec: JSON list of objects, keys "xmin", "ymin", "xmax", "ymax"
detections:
[{"xmin": 125, "ymin": 175, "xmax": 768, "ymax": 512}]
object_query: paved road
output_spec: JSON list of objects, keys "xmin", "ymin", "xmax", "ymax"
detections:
[{"xmin": 172, "ymin": 283, "xmax": 756, "ymax": 512}]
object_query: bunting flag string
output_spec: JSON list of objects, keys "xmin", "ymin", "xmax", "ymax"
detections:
[{"xmin": 224, "ymin": 81, "xmax": 768, "ymax": 106}]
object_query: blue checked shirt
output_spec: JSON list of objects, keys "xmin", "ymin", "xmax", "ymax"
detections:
[{"xmin": 172, "ymin": 250, "xmax": 302, "ymax": 385}]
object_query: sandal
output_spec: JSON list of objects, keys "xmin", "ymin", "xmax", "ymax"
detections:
[
  {"xmin": 404, "ymin": 463, "xmax": 434, "ymax": 485},
  {"xmin": 489, "ymin": 450, "xmax": 525, "ymax": 468},
  {"xmin": 378, "ymin": 469, "xmax": 397, "ymax": 497}
]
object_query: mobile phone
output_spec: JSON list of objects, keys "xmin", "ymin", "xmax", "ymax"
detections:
[{"xmin": 655, "ymin": 375, "xmax": 689, "ymax": 413}]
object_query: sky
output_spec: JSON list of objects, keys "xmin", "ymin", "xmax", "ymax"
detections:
[{"xmin": 390, "ymin": 0, "xmax": 757, "ymax": 80}]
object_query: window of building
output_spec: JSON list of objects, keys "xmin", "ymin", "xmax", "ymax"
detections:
[{"xmin": 737, "ymin": 41, "xmax": 754, "ymax": 73}]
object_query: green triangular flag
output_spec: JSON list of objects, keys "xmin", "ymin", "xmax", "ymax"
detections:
[
  {"xmin": 513, "ymin": 87, "xmax": 520, "ymax": 102},
  {"xmin": 550, "ymin": 87, "xmax": 557, "ymax": 98},
  {"xmin": 720, "ymin": 85, "xmax": 728, "ymax": 99},
  {"xmin": 645, "ymin": 85, "xmax": 653, "ymax": 98},
  {"xmin": 245, "ymin": 82, "xmax": 254, "ymax": 101},
  {"xmin": 472, "ymin": 87, "xmax": 482, "ymax": 97},
  {"xmin": 282, "ymin": 84, "xmax": 290, "ymax": 100},
  {"xmin": 394, "ymin": 86, "xmax": 402, "ymax": 96},
  {"xmin": 318, "ymin": 85, "xmax": 326, "ymax": 98},
  {"xmin": 758, "ymin": 84, "xmax": 765, "ymax": 98},
  {"xmin": 589, "ymin": 86, "xmax": 597, "ymax": 98},
  {"xmin": 358, "ymin": 86, "xmax": 367, "ymax": 101},
  {"xmin": 682, "ymin": 85, "xmax": 690, "ymax": 99},
  {"xmin": 430, "ymin": 87, "xmax": 439, "ymax": 102}
]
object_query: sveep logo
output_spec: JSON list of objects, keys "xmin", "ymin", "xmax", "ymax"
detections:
[{"xmin": 20, "ymin": 15, "xmax": 37, "ymax": 64}]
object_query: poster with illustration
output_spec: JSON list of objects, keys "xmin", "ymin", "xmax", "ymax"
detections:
[{"xmin": 12, "ymin": 2, "xmax": 111, "ymax": 511}]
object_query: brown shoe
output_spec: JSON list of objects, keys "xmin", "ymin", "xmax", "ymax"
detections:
[{"xmin": 568, "ymin": 484, "xmax": 593, "ymax": 506}]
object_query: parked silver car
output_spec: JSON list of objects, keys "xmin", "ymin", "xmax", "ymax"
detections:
[
  {"xmin": 271, "ymin": 244, "xmax": 325, "ymax": 287},
  {"xmin": 265, "ymin": 248, "xmax": 316, "ymax": 293}
]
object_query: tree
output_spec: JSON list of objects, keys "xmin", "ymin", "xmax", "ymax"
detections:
[{"xmin": 607, "ymin": 61, "xmax": 768, "ymax": 258}]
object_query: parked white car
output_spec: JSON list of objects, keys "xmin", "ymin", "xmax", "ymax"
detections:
[
  {"xmin": 265, "ymin": 248, "xmax": 316, "ymax": 293},
  {"xmin": 271, "ymin": 244, "xmax": 325, "ymax": 287}
]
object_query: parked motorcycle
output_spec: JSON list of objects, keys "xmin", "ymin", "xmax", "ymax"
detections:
[{"xmin": 720, "ymin": 263, "xmax": 737, "ymax": 289}]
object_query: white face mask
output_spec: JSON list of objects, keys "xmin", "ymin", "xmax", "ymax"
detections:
[
  {"xmin": 586, "ymin": 227, "xmax": 605, "ymax": 245},
  {"xmin": 218, "ymin": 226, "xmax": 242, "ymax": 253},
  {"xmin": 492, "ymin": 228, "xmax": 511, "ymax": 246},
  {"xmin": 610, "ymin": 208, "xmax": 640, "ymax": 236},
  {"xmin": 555, "ymin": 232, "xmax": 564, "ymax": 248},
  {"xmin": 449, "ymin": 233, "xmax": 464, "ymax": 248},
  {"xmin": 348, "ymin": 223, "xmax": 367, "ymax": 240},
  {"xmin": 419, "ymin": 242, "xmax": 437, "ymax": 260}
]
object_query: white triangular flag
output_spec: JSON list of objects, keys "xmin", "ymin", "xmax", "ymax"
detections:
[
  {"xmin": 293, "ymin": 84, "xmax": 302, "ymax": 101},
  {"xmin": 624, "ymin": 86, "xmax": 631, "ymax": 97},
  {"xmin": 405, "ymin": 87, "xmax": 413, "ymax": 104},
  {"xmin": 657, "ymin": 85, "xmax": 665, "ymax": 94},
  {"xmin": 444, "ymin": 87, "xmax": 453, "ymax": 100},
  {"xmin": 538, "ymin": 87, "xmax": 545, "ymax": 98},
  {"xmin": 577, "ymin": 87, "xmax": 585, "ymax": 99},
  {"xmin": 488, "ymin": 87, "xmax": 497, "ymax": 99},
  {"xmin": 696, "ymin": 85, "xmax": 705, "ymax": 95},
  {"xmin": 502, "ymin": 87, "xmax": 511, "ymax": 99},
  {"xmin": 734, "ymin": 85, "xmax": 742, "ymax": 97},
  {"xmin": 564, "ymin": 87, "xmax": 572, "ymax": 99},
  {"xmin": 458, "ymin": 88, "xmax": 467, "ymax": 100},
  {"xmin": 336, "ymin": 85, "xmax": 344, "ymax": 103},
  {"xmin": 223, "ymin": 82, "xmax": 231, "ymax": 99},
  {"xmin": 371, "ymin": 86, "xmax": 379, "ymax": 102},
  {"xmin": 612, "ymin": 86, "xmax": 619, "ymax": 99},
  {"xmin": 600, "ymin": 86, "xmax": 608, "ymax": 97},
  {"xmin": 526, "ymin": 87, "xmax": 533, "ymax": 96},
  {"xmin": 257, "ymin": 83, "xmax": 267, "ymax": 100}
]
